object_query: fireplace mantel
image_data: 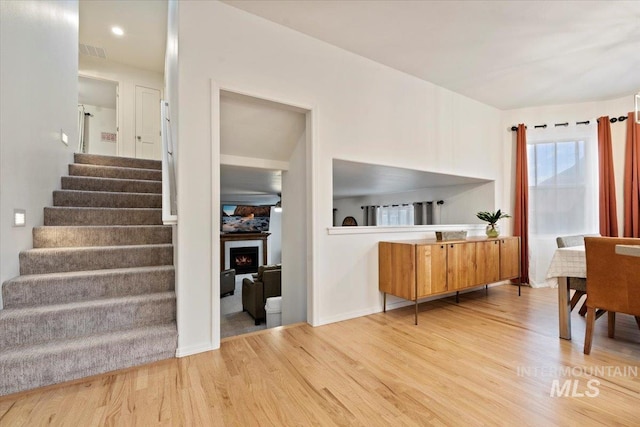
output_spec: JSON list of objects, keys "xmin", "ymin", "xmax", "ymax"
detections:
[{"xmin": 220, "ymin": 233, "xmax": 270, "ymax": 270}]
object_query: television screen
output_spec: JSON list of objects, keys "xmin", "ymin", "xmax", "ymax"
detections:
[{"xmin": 221, "ymin": 205, "xmax": 271, "ymax": 233}]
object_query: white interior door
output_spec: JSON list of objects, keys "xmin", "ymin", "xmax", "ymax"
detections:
[{"xmin": 135, "ymin": 85, "xmax": 161, "ymax": 160}]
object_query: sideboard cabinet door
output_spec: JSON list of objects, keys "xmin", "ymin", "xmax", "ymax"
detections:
[
  {"xmin": 476, "ymin": 240, "xmax": 500, "ymax": 285},
  {"xmin": 500, "ymin": 238, "xmax": 520, "ymax": 280},
  {"xmin": 379, "ymin": 242, "xmax": 416, "ymax": 300},
  {"xmin": 416, "ymin": 244, "xmax": 447, "ymax": 297},
  {"xmin": 447, "ymin": 242, "xmax": 476, "ymax": 290}
]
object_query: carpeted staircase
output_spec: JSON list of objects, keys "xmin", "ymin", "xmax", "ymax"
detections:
[{"xmin": 0, "ymin": 153, "xmax": 177, "ymax": 396}]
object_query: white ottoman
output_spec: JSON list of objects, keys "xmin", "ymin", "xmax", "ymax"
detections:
[{"xmin": 265, "ymin": 296, "xmax": 282, "ymax": 328}]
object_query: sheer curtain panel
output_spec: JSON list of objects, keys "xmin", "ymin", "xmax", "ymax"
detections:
[{"xmin": 527, "ymin": 123, "xmax": 598, "ymax": 286}]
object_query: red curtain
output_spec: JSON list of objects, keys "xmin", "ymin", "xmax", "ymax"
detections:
[
  {"xmin": 514, "ymin": 124, "xmax": 529, "ymax": 285},
  {"xmin": 623, "ymin": 112, "xmax": 640, "ymax": 237},
  {"xmin": 597, "ymin": 117, "xmax": 618, "ymax": 236}
]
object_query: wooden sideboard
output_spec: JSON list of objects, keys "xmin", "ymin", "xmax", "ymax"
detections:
[{"xmin": 379, "ymin": 236, "xmax": 520, "ymax": 324}]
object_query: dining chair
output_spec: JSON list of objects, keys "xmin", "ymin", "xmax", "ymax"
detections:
[
  {"xmin": 583, "ymin": 237, "xmax": 640, "ymax": 355},
  {"xmin": 556, "ymin": 234, "xmax": 599, "ymax": 315}
]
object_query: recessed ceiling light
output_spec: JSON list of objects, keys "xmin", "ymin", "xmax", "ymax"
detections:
[{"xmin": 111, "ymin": 26, "xmax": 124, "ymax": 36}]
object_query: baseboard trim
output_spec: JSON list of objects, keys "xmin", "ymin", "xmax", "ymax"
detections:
[
  {"xmin": 385, "ymin": 282, "xmax": 510, "ymax": 310},
  {"xmin": 316, "ymin": 307, "xmax": 379, "ymax": 326},
  {"xmin": 316, "ymin": 282, "xmax": 513, "ymax": 326},
  {"xmin": 175, "ymin": 342, "xmax": 215, "ymax": 357}
]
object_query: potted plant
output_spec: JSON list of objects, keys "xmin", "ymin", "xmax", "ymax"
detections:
[{"xmin": 476, "ymin": 209, "xmax": 511, "ymax": 238}]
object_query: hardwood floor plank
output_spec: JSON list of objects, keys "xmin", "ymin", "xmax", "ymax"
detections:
[{"xmin": 1, "ymin": 285, "xmax": 638, "ymax": 425}]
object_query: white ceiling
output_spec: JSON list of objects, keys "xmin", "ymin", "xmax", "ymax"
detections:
[
  {"xmin": 220, "ymin": 164, "xmax": 282, "ymax": 205},
  {"xmin": 79, "ymin": 0, "xmax": 640, "ymax": 201},
  {"xmin": 79, "ymin": 0, "xmax": 167, "ymax": 73},
  {"xmin": 333, "ymin": 160, "xmax": 489, "ymax": 199},
  {"xmin": 219, "ymin": 91, "xmax": 307, "ymax": 204},
  {"xmin": 220, "ymin": 91, "xmax": 307, "ymax": 162},
  {"xmin": 79, "ymin": 1, "xmax": 640, "ymax": 109},
  {"xmin": 224, "ymin": 0, "xmax": 640, "ymax": 110}
]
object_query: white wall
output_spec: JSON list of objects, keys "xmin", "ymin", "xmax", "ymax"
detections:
[
  {"xmin": 281, "ymin": 130, "xmax": 308, "ymax": 325},
  {"xmin": 165, "ymin": 0, "xmax": 179, "ymax": 166},
  {"xmin": 82, "ymin": 105, "xmax": 117, "ymax": 156},
  {"xmin": 166, "ymin": 0, "xmax": 180, "ymax": 356},
  {"xmin": 334, "ymin": 182, "xmax": 496, "ymax": 226},
  {"xmin": 501, "ymin": 95, "xmax": 634, "ymax": 238},
  {"xmin": 79, "ymin": 57, "xmax": 163, "ymax": 158},
  {"xmin": 0, "ymin": 0, "xmax": 78, "ymax": 308},
  {"xmin": 172, "ymin": 1, "xmax": 503, "ymax": 353},
  {"xmin": 267, "ymin": 207, "xmax": 282, "ymax": 264}
]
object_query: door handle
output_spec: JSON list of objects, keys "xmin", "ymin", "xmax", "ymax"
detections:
[{"xmin": 137, "ymin": 136, "xmax": 141, "ymax": 140}]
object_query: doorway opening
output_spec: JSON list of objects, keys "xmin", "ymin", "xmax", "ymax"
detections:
[
  {"xmin": 78, "ymin": 76, "xmax": 119, "ymax": 156},
  {"xmin": 215, "ymin": 87, "xmax": 312, "ymax": 341}
]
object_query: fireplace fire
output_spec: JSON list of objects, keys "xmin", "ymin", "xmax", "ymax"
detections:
[{"xmin": 230, "ymin": 246, "xmax": 259, "ymax": 274}]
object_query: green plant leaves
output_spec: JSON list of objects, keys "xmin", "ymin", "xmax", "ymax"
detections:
[{"xmin": 476, "ymin": 210, "xmax": 511, "ymax": 224}]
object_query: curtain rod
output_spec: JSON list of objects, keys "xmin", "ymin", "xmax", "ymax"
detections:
[
  {"xmin": 360, "ymin": 201, "xmax": 443, "ymax": 209},
  {"xmin": 509, "ymin": 115, "xmax": 628, "ymax": 131}
]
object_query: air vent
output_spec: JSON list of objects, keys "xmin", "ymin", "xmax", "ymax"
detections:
[{"xmin": 79, "ymin": 43, "xmax": 107, "ymax": 59}]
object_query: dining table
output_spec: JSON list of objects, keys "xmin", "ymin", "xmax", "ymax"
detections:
[
  {"xmin": 546, "ymin": 245, "xmax": 586, "ymax": 340},
  {"xmin": 615, "ymin": 244, "xmax": 640, "ymax": 257},
  {"xmin": 547, "ymin": 243, "xmax": 640, "ymax": 340}
]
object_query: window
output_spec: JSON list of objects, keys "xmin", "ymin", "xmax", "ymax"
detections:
[
  {"xmin": 376, "ymin": 204, "xmax": 414, "ymax": 226},
  {"xmin": 528, "ymin": 140, "xmax": 591, "ymax": 235},
  {"xmin": 526, "ymin": 126, "xmax": 598, "ymax": 286}
]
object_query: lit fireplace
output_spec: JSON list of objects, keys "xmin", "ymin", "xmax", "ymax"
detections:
[{"xmin": 230, "ymin": 246, "xmax": 259, "ymax": 274}]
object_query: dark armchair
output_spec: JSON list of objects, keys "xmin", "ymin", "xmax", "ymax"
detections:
[
  {"xmin": 242, "ymin": 264, "xmax": 281, "ymax": 325},
  {"xmin": 220, "ymin": 268, "xmax": 236, "ymax": 297}
]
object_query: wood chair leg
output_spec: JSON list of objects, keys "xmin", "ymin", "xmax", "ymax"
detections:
[
  {"xmin": 635, "ymin": 316, "xmax": 640, "ymax": 330},
  {"xmin": 569, "ymin": 291, "xmax": 585, "ymax": 311},
  {"xmin": 578, "ymin": 298, "xmax": 588, "ymax": 316},
  {"xmin": 584, "ymin": 307, "xmax": 596, "ymax": 355},
  {"xmin": 608, "ymin": 311, "xmax": 616, "ymax": 338}
]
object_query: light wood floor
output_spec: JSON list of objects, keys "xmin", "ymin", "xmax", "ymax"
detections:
[{"xmin": 1, "ymin": 285, "xmax": 639, "ymax": 426}]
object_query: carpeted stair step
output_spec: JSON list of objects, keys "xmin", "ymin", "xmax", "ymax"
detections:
[
  {"xmin": 74, "ymin": 153, "xmax": 162, "ymax": 170},
  {"xmin": 0, "ymin": 292, "xmax": 176, "ymax": 349},
  {"xmin": 0, "ymin": 153, "xmax": 176, "ymax": 396},
  {"xmin": 2, "ymin": 266, "xmax": 175, "ymax": 308},
  {"xmin": 61, "ymin": 175, "xmax": 162, "ymax": 193},
  {"xmin": 69, "ymin": 163, "xmax": 162, "ymax": 181},
  {"xmin": 53, "ymin": 190, "xmax": 162, "ymax": 208},
  {"xmin": 33, "ymin": 225, "xmax": 171, "ymax": 248},
  {"xmin": 0, "ymin": 323, "xmax": 177, "ymax": 396},
  {"xmin": 44, "ymin": 207, "xmax": 162, "ymax": 226},
  {"xmin": 19, "ymin": 244, "xmax": 173, "ymax": 275}
]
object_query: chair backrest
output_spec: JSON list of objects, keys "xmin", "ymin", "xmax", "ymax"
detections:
[
  {"xmin": 255, "ymin": 264, "xmax": 281, "ymax": 281},
  {"xmin": 584, "ymin": 237, "xmax": 640, "ymax": 315},
  {"xmin": 556, "ymin": 234, "xmax": 600, "ymax": 249},
  {"xmin": 263, "ymin": 269, "xmax": 282, "ymax": 300}
]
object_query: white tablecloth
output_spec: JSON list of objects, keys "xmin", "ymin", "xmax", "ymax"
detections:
[{"xmin": 546, "ymin": 246, "xmax": 586, "ymax": 281}]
